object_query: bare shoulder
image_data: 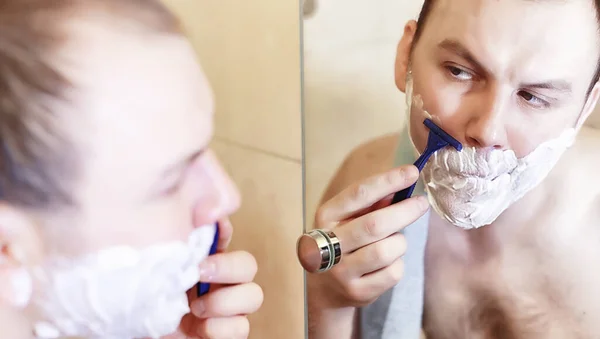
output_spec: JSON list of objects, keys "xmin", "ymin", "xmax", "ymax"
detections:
[
  {"xmin": 318, "ymin": 133, "xmax": 401, "ymax": 204},
  {"xmin": 570, "ymin": 127, "xmax": 600, "ymax": 177},
  {"xmin": 559, "ymin": 127, "xmax": 600, "ymax": 201}
]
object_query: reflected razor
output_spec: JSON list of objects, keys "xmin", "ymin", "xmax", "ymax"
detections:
[
  {"xmin": 197, "ymin": 222, "xmax": 219, "ymax": 297},
  {"xmin": 391, "ymin": 118, "xmax": 463, "ymax": 204}
]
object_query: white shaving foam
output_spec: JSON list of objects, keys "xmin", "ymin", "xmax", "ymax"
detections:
[
  {"xmin": 24, "ymin": 225, "xmax": 216, "ymax": 339},
  {"xmin": 404, "ymin": 72, "xmax": 576, "ymax": 229}
]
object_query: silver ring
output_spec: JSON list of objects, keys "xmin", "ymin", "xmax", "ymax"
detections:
[{"xmin": 297, "ymin": 229, "xmax": 342, "ymax": 273}]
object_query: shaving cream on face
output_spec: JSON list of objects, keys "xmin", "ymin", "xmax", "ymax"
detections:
[
  {"xmin": 404, "ymin": 73, "xmax": 576, "ymax": 229},
  {"xmin": 24, "ymin": 224, "xmax": 216, "ymax": 339}
]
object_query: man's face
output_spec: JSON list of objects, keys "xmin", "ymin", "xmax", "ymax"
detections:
[
  {"xmin": 43, "ymin": 23, "xmax": 240, "ymax": 256},
  {"xmin": 399, "ymin": 0, "xmax": 600, "ymax": 158}
]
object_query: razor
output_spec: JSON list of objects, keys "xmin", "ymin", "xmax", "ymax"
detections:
[
  {"xmin": 197, "ymin": 222, "xmax": 220, "ymax": 297},
  {"xmin": 391, "ymin": 118, "xmax": 463, "ymax": 204}
]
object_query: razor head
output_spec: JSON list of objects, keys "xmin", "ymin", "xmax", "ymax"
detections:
[{"xmin": 423, "ymin": 118, "xmax": 463, "ymax": 151}]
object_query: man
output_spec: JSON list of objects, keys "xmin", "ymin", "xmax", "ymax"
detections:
[
  {"xmin": 304, "ymin": 0, "xmax": 600, "ymax": 338},
  {"xmin": 0, "ymin": 1, "xmax": 262, "ymax": 338}
]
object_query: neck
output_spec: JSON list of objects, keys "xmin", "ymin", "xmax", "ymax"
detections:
[
  {"xmin": 462, "ymin": 177, "xmax": 552, "ymax": 255},
  {"xmin": 496, "ymin": 184, "xmax": 548, "ymax": 229}
]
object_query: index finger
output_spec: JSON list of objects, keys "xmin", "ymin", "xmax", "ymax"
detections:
[
  {"xmin": 333, "ymin": 195, "xmax": 429, "ymax": 253},
  {"xmin": 316, "ymin": 165, "xmax": 419, "ymax": 225}
]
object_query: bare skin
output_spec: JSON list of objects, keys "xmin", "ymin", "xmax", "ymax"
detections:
[
  {"xmin": 305, "ymin": 0, "xmax": 600, "ymax": 337},
  {"xmin": 306, "ymin": 134, "xmax": 406, "ymax": 339},
  {"xmin": 313, "ymin": 126, "xmax": 600, "ymax": 338},
  {"xmin": 423, "ymin": 125, "xmax": 600, "ymax": 339},
  {"xmin": 0, "ymin": 8, "xmax": 262, "ymax": 339}
]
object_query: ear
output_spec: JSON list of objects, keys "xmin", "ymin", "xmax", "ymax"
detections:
[
  {"xmin": 576, "ymin": 82, "xmax": 600, "ymax": 130},
  {"xmin": 394, "ymin": 20, "xmax": 418, "ymax": 93},
  {"xmin": 0, "ymin": 204, "xmax": 41, "ymax": 309}
]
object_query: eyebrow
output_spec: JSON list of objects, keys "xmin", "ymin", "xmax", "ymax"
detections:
[
  {"xmin": 438, "ymin": 39, "xmax": 488, "ymax": 73},
  {"xmin": 143, "ymin": 148, "xmax": 206, "ymax": 200},
  {"xmin": 438, "ymin": 39, "xmax": 572, "ymax": 93},
  {"xmin": 160, "ymin": 148, "xmax": 206, "ymax": 180},
  {"xmin": 521, "ymin": 80, "xmax": 572, "ymax": 93}
]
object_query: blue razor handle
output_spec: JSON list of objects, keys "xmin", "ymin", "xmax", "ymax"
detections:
[
  {"xmin": 197, "ymin": 223, "xmax": 219, "ymax": 297},
  {"xmin": 391, "ymin": 118, "xmax": 462, "ymax": 204}
]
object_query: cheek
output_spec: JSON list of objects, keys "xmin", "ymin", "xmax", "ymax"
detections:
[
  {"xmin": 408, "ymin": 75, "xmax": 466, "ymax": 153},
  {"xmin": 180, "ymin": 152, "xmax": 240, "ymax": 225},
  {"xmin": 55, "ymin": 203, "xmax": 192, "ymax": 257},
  {"xmin": 504, "ymin": 131, "xmax": 536, "ymax": 158},
  {"xmin": 505, "ymin": 104, "xmax": 581, "ymax": 157},
  {"xmin": 507, "ymin": 120, "xmax": 573, "ymax": 158},
  {"xmin": 408, "ymin": 67, "xmax": 576, "ymax": 158},
  {"xmin": 408, "ymin": 109, "xmax": 427, "ymax": 153}
]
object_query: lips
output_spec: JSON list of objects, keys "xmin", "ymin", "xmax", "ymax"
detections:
[
  {"xmin": 450, "ymin": 170, "xmax": 510, "ymax": 181},
  {"xmin": 428, "ymin": 146, "xmax": 519, "ymax": 179},
  {"xmin": 429, "ymin": 164, "xmax": 507, "ymax": 181}
]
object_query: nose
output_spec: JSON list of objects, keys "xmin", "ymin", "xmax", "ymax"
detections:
[
  {"xmin": 192, "ymin": 150, "xmax": 241, "ymax": 226},
  {"xmin": 463, "ymin": 91, "xmax": 508, "ymax": 149}
]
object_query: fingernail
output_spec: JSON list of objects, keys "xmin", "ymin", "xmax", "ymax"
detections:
[
  {"xmin": 198, "ymin": 259, "xmax": 216, "ymax": 281},
  {"xmin": 191, "ymin": 299, "xmax": 206, "ymax": 317}
]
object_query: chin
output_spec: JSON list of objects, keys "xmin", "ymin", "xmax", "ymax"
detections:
[{"xmin": 425, "ymin": 187, "xmax": 507, "ymax": 230}]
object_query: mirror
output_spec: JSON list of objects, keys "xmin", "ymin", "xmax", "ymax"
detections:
[
  {"xmin": 302, "ymin": 1, "xmax": 600, "ymax": 338},
  {"xmin": 165, "ymin": 1, "xmax": 304, "ymax": 338}
]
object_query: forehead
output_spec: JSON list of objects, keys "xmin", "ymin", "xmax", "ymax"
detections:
[
  {"xmin": 62, "ymin": 21, "xmax": 213, "ymax": 195},
  {"xmin": 421, "ymin": 0, "xmax": 600, "ymax": 85}
]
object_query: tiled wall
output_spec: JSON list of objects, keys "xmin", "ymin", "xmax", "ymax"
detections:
[{"xmin": 163, "ymin": 1, "xmax": 304, "ymax": 339}]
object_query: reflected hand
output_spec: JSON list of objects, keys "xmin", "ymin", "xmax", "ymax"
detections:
[
  {"xmin": 163, "ymin": 219, "xmax": 264, "ymax": 339},
  {"xmin": 306, "ymin": 165, "xmax": 429, "ymax": 308}
]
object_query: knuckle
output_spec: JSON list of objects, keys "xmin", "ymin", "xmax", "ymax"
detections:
[
  {"xmin": 344, "ymin": 281, "xmax": 365, "ymax": 303},
  {"xmin": 387, "ymin": 259, "xmax": 405, "ymax": 284},
  {"xmin": 314, "ymin": 207, "xmax": 328, "ymax": 226},
  {"xmin": 351, "ymin": 183, "xmax": 369, "ymax": 203},
  {"xmin": 362, "ymin": 214, "xmax": 382, "ymax": 238},
  {"xmin": 384, "ymin": 168, "xmax": 405, "ymax": 186},
  {"xmin": 331, "ymin": 263, "xmax": 349, "ymax": 281},
  {"xmin": 346, "ymin": 282, "xmax": 374, "ymax": 306},
  {"xmin": 335, "ymin": 259, "xmax": 360, "ymax": 281},
  {"xmin": 370, "ymin": 241, "xmax": 390, "ymax": 263},
  {"xmin": 203, "ymin": 294, "xmax": 224, "ymax": 315},
  {"xmin": 393, "ymin": 234, "xmax": 408, "ymax": 256}
]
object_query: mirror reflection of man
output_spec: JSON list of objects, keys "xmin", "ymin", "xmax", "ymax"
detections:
[
  {"xmin": 0, "ymin": 1, "xmax": 262, "ymax": 338},
  {"xmin": 301, "ymin": 0, "xmax": 600, "ymax": 338}
]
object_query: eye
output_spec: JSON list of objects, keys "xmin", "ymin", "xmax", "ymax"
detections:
[
  {"xmin": 517, "ymin": 90, "xmax": 549, "ymax": 109},
  {"xmin": 446, "ymin": 65, "xmax": 473, "ymax": 81}
]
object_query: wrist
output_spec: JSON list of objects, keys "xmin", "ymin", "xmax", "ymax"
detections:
[
  {"xmin": 307, "ymin": 276, "xmax": 357, "ymax": 339},
  {"xmin": 307, "ymin": 304, "xmax": 356, "ymax": 339}
]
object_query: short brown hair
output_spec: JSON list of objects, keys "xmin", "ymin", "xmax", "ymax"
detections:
[
  {"xmin": 412, "ymin": 0, "xmax": 600, "ymax": 95},
  {"xmin": 0, "ymin": 0, "xmax": 182, "ymax": 210}
]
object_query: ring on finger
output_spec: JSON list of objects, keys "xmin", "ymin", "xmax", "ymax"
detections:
[{"xmin": 296, "ymin": 229, "xmax": 342, "ymax": 273}]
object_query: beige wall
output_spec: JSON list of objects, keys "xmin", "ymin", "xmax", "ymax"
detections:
[
  {"xmin": 303, "ymin": 0, "xmax": 422, "ymax": 223},
  {"xmin": 163, "ymin": 1, "xmax": 304, "ymax": 339}
]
